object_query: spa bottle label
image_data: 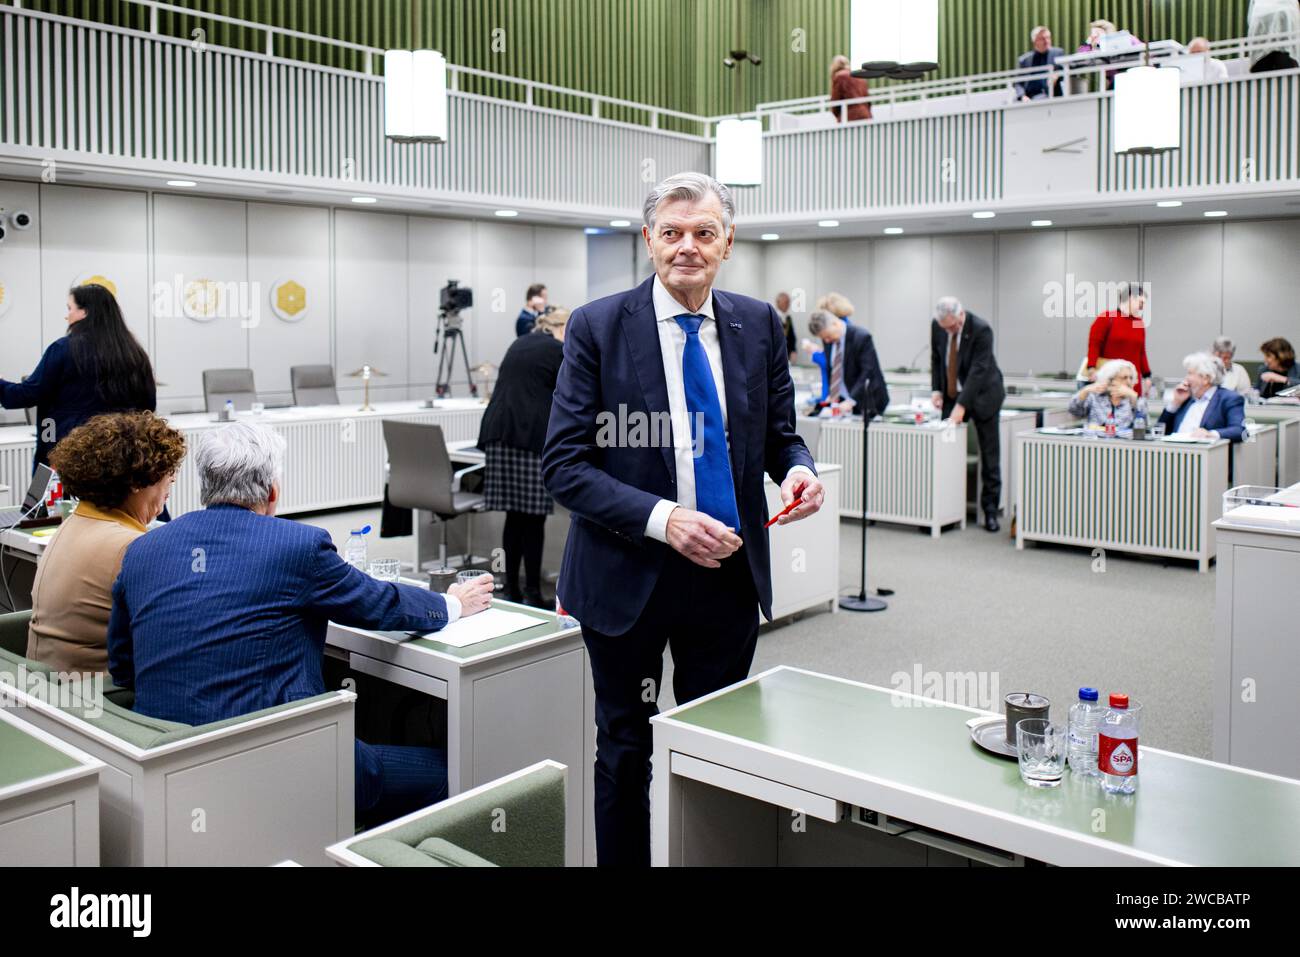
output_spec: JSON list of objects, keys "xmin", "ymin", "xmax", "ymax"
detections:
[{"xmin": 1098, "ymin": 734, "xmax": 1137, "ymax": 776}]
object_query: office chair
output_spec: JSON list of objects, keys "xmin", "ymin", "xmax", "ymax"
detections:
[
  {"xmin": 202, "ymin": 368, "xmax": 257, "ymax": 413},
  {"xmin": 382, "ymin": 420, "xmax": 485, "ymax": 575},
  {"xmin": 290, "ymin": 365, "xmax": 340, "ymax": 407}
]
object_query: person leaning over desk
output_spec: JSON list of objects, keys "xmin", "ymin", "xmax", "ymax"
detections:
[
  {"xmin": 106, "ymin": 422, "xmax": 496, "ymax": 827},
  {"xmin": 1257, "ymin": 337, "xmax": 1300, "ymax": 399},
  {"xmin": 477, "ymin": 307, "xmax": 569, "ymax": 607},
  {"xmin": 1158, "ymin": 352, "xmax": 1246, "ymax": 442},
  {"xmin": 26, "ymin": 412, "xmax": 184, "ymax": 675},
  {"xmin": 542, "ymin": 171, "xmax": 822, "ymax": 866},
  {"xmin": 806, "ymin": 309, "xmax": 890, "ymax": 417},
  {"xmin": 1067, "ymin": 359, "xmax": 1146, "ymax": 429},
  {"xmin": 0, "ymin": 284, "xmax": 156, "ymax": 470}
]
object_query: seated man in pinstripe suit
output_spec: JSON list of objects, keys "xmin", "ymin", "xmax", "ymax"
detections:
[{"xmin": 106, "ymin": 422, "xmax": 494, "ymax": 826}]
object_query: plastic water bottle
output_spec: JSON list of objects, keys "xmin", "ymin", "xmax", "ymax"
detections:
[
  {"xmin": 1067, "ymin": 687, "xmax": 1105, "ymax": 777},
  {"xmin": 1105, "ymin": 407, "xmax": 1117, "ymax": 437},
  {"xmin": 224, "ymin": 398, "xmax": 235, "ymax": 420},
  {"xmin": 1098, "ymin": 693, "xmax": 1141, "ymax": 794},
  {"xmin": 344, "ymin": 525, "xmax": 371, "ymax": 570},
  {"xmin": 555, "ymin": 597, "xmax": 579, "ymax": 631},
  {"xmin": 1132, "ymin": 402, "xmax": 1147, "ymax": 440}
]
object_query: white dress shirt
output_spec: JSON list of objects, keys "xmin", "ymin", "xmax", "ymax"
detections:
[
  {"xmin": 1221, "ymin": 363, "xmax": 1253, "ymax": 394},
  {"xmin": 644, "ymin": 274, "xmax": 813, "ymax": 542},
  {"xmin": 1176, "ymin": 386, "xmax": 1216, "ymax": 434}
]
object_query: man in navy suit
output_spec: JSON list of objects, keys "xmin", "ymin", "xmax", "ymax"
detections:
[
  {"xmin": 1158, "ymin": 351, "xmax": 1247, "ymax": 442},
  {"xmin": 543, "ymin": 171, "xmax": 823, "ymax": 866},
  {"xmin": 1014, "ymin": 26, "xmax": 1064, "ymax": 100},
  {"xmin": 807, "ymin": 310, "xmax": 890, "ymax": 417},
  {"xmin": 107, "ymin": 422, "xmax": 495, "ymax": 826}
]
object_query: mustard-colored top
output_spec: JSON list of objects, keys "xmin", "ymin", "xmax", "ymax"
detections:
[{"xmin": 26, "ymin": 501, "xmax": 147, "ymax": 675}]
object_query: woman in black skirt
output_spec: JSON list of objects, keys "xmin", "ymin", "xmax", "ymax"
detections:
[{"xmin": 477, "ymin": 308, "xmax": 568, "ymax": 607}]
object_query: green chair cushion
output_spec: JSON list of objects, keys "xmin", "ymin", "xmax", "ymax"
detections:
[
  {"xmin": 376, "ymin": 763, "xmax": 566, "ymax": 867},
  {"xmin": 350, "ymin": 837, "xmax": 452, "ymax": 867},
  {"xmin": 415, "ymin": 837, "xmax": 498, "ymax": 867},
  {"xmin": 0, "ymin": 611, "xmax": 31, "ymax": 657}
]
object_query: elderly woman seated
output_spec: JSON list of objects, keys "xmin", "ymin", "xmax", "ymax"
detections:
[
  {"xmin": 1158, "ymin": 352, "xmax": 1247, "ymax": 442},
  {"xmin": 1067, "ymin": 359, "xmax": 1146, "ymax": 430},
  {"xmin": 26, "ymin": 411, "xmax": 185, "ymax": 673}
]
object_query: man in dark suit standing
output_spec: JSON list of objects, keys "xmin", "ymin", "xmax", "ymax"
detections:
[
  {"xmin": 515, "ymin": 283, "xmax": 548, "ymax": 337},
  {"xmin": 930, "ymin": 297, "xmax": 1006, "ymax": 532},
  {"xmin": 807, "ymin": 310, "xmax": 890, "ymax": 417},
  {"xmin": 543, "ymin": 172, "xmax": 823, "ymax": 866},
  {"xmin": 775, "ymin": 290, "xmax": 796, "ymax": 362}
]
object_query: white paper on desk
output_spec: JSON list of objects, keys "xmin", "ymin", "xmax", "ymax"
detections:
[
  {"xmin": 1160, "ymin": 432, "xmax": 1213, "ymax": 443},
  {"xmin": 420, "ymin": 607, "xmax": 542, "ymax": 647}
]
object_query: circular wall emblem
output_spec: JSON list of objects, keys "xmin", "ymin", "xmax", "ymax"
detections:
[
  {"xmin": 183, "ymin": 278, "xmax": 223, "ymax": 321},
  {"xmin": 73, "ymin": 274, "xmax": 119, "ymax": 298},
  {"xmin": 0, "ymin": 278, "xmax": 10, "ymax": 319},
  {"xmin": 270, "ymin": 278, "xmax": 308, "ymax": 322}
]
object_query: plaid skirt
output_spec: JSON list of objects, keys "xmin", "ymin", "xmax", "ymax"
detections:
[{"xmin": 482, "ymin": 442, "xmax": 554, "ymax": 515}]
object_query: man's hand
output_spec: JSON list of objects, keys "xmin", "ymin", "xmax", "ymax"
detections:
[
  {"xmin": 665, "ymin": 508, "xmax": 742, "ymax": 569},
  {"xmin": 930, "ymin": 391, "xmax": 943, "ymax": 411},
  {"xmin": 776, "ymin": 472, "xmax": 825, "ymax": 526},
  {"xmin": 948, "ymin": 403, "xmax": 966, "ymax": 425},
  {"xmin": 447, "ymin": 573, "xmax": 494, "ymax": 617},
  {"xmin": 1169, "ymin": 379, "xmax": 1191, "ymax": 409}
]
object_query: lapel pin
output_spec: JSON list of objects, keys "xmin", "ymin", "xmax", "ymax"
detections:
[{"xmin": 729, "ymin": 321, "xmax": 743, "ymax": 330}]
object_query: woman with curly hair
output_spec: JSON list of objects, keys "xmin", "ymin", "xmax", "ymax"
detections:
[{"xmin": 26, "ymin": 411, "xmax": 185, "ymax": 673}]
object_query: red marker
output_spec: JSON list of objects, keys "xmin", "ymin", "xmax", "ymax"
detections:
[{"xmin": 765, "ymin": 497, "xmax": 803, "ymax": 528}]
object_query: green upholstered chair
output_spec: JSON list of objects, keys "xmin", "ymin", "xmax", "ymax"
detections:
[
  {"xmin": 0, "ymin": 609, "xmax": 30, "ymax": 657},
  {"xmin": 328, "ymin": 761, "xmax": 568, "ymax": 867}
]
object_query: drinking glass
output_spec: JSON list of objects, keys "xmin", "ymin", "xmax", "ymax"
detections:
[
  {"xmin": 456, "ymin": 569, "xmax": 493, "ymax": 586},
  {"xmin": 1150, "ymin": 422, "xmax": 1166, "ymax": 438},
  {"xmin": 368, "ymin": 558, "xmax": 400, "ymax": 582},
  {"xmin": 1016, "ymin": 718, "xmax": 1067, "ymax": 788}
]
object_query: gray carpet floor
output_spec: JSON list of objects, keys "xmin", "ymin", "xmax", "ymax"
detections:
[{"xmin": 302, "ymin": 509, "xmax": 1214, "ymax": 758}]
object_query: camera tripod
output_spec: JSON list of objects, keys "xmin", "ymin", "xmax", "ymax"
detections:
[{"xmin": 434, "ymin": 310, "xmax": 477, "ymax": 398}]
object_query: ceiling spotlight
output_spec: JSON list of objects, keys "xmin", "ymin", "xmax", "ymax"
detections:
[
  {"xmin": 166, "ymin": 179, "xmax": 197, "ymax": 187},
  {"xmin": 1031, "ymin": 220, "xmax": 1053, "ymax": 227},
  {"xmin": 351, "ymin": 196, "xmax": 378, "ymax": 204},
  {"xmin": 610, "ymin": 219, "xmax": 632, "ymax": 228},
  {"xmin": 1156, "ymin": 200, "xmax": 1183, "ymax": 208},
  {"xmin": 1204, "ymin": 210, "xmax": 1228, "ymax": 218},
  {"xmin": 883, "ymin": 227, "xmax": 904, "ymax": 235},
  {"xmin": 818, "ymin": 220, "xmax": 840, "ymax": 228},
  {"xmin": 494, "ymin": 209, "xmax": 519, "ymax": 217},
  {"xmin": 972, "ymin": 211, "xmax": 996, "ymax": 219},
  {"xmin": 761, "ymin": 233, "xmax": 780, "ymax": 241},
  {"xmin": 723, "ymin": 50, "xmax": 761, "ymax": 69}
]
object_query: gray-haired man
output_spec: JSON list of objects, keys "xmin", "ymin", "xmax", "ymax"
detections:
[{"xmin": 929, "ymin": 297, "xmax": 1006, "ymax": 531}]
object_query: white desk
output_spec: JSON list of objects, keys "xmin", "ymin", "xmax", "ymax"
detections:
[
  {"xmin": 1212, "ymin": 483, "xmax": 1300, "ymax": 779},
  {"xmin": 818, "ymin": 417, "xmax": 967, "ymax": 536},
  {"xmin": 0, "ymin": 400, "xmax": 487, "ymax": 518},
  {"xmin": 0, "ymin": 707, "xmax": 102, "ymax": 867},
  {"xmin": 1016, "ymin": 430, "xmax": 1230, "ymax": 571},
  {"xmin": 325, "ymin": 593, "xmax": 596, "ymax": 865}
]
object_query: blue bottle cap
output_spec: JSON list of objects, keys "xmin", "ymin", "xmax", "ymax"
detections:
[
  {"xmin": 349, "ymin": 525, "xmax": 372, "ymax": 536},
  {"xmin": 1078, "ymin": 687, "xmax": 1099, "ymax": 701}
]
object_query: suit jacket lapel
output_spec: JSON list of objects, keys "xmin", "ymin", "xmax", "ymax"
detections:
[
  {"xmin": 712, "ymin": 289, "xmax": 749, "ymax": 487},
  {"xmin": 620, "ymin": 278, "xmax": 675, "ymax": 484}
]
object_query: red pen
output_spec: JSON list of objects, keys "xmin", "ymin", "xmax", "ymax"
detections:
[{"xmin": 765, "ymin": 497, "xmax": 803, "ymax": 528}]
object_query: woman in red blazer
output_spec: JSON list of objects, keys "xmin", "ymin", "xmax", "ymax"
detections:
[
  {"xmin": 1085, "ymin": 282, "xmax": 1151, "ymax": 396},
  {"xmin": 829, "ymin": 55, "xmax": 872, "ymax": 122}
]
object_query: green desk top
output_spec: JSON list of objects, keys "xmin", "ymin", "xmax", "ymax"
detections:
[
  {"xmin": 665, "ymin": 668, "xmax": 1300, "ymax": 866},
  {"xmin": 0, "ymin": 714, "xmax": 83, "ymax": 792},
  {"xmin": 371, "ymin": 601, "xmax": 570, "ymax": 661}
]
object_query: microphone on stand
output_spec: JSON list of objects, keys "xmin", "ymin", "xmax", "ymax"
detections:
[{"xmin": 839, "ymin": 378, "xmax": 890, "ymax": 613}]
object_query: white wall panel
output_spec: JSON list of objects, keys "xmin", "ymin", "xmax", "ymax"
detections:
[
  {"xmin": 0, "ymin": 180, "xmax": 44, "ymax": 417},
  {"xmin": 38, "ymin": 185, "xmax": 149, "ymax": 357},
  {"xmin": 532, "ymin": 225, "xmax": 587, "ymax": 319},
  {"xmin": 334, "ymin": 208, "xmax": 409, "ymax": 392},
  {"xmin": 815, "ymin": 238, "xmax": 872, "ymax": 330},
  {"xmin": 152, "ymin": 194, "xmax": 249, "ymax": 406},
  {"xmin": 586, "ymin": 233, "xmax": 638, "ymax": 303},
  {"xmin": 1143, "ymin": 223, "xmax": 1223, "ymax": 379},
  {"xmin": 408, "ymin": 216, "xmax": 474, "ymax": 391},
  {"xmin": 246, "ymin": 202, "xmax": 331, "ymax": 398},
  {"xmin": 471, "ymin": 221, "xmax": 535, "ymax": 374},
  {"xmin": 718, "ymin": 240, "xmax": 768, "ymax": 301},
  {"xmin": 1222, "ymin": 220, "xmax": 1300, "ymax": 364},
  {"xmin": 930, "ymin": 233, "xmax": 995, "ymax": 327},
  {"xmin": 995, "ymin": 230, "xmax": 1067, "ymax": 375},
  {"xmin": 868, "ymin": 236, "xmax": 931, "ymax": 370}
]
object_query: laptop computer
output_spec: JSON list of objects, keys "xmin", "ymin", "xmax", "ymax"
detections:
[{"xmin": 0, "ymin": 464, "xmax": 54, "ymax": 530}]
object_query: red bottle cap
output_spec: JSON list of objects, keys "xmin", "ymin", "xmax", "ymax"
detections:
[{"xmin": 1109, "ymin": 693, "xmax": 1129, "ymax": 708}]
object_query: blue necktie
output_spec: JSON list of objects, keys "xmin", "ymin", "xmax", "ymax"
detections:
[{"xmin": 674, "ymin": 315, "xmax": 741, "ymax": 530}]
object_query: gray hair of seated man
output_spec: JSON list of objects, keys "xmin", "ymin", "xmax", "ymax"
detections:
[
  {"xmin": 934, "ymin": 296, "xmax": 964, "ymax": 320},
  {"xmin": 196, "ymin": 421, "xmax": 287, "ymax": 508},
  {"xmin": 1183, "ymin": 351, "xmax": 1223, "ymax": 385},
  {"xmin": 642, "ymin": 171, "xmax": 735, "ymax": 234},
  {"xmin": 1212, "ymin": 336, "xmax": 1236, "ymax": 357}
]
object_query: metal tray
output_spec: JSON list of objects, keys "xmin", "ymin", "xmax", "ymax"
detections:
[{"xmin": 967, "ymin": 714, "xmax": 1018, "ymax": 760}]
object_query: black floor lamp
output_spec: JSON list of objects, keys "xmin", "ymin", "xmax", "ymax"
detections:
[{"xmin": 840, "ymin": 402, "xmax": 887, "ymax": 613}]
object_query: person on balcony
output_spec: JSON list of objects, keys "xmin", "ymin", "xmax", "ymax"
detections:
[
  {"xmin": 828, "ymin": 55, "xmax": 871, "ymax": 122},
  {"xmin": 1247, "ymin": 0, "xmax": 1300, "ymax": 73},
  {"xmin": 1015, "ymin": 26, "xmax": 1064, "ymax": 100},
  {"xmin": 1187, "ymin": 37, "xmax": 1229, "ymax": 81}
]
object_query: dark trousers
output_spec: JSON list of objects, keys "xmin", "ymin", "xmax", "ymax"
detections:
[
  {"xmin": 582, "ymin": 550, "xmax": 759, "ymax": 867},
  {"xmin": 355, "ymin": 740, "xmax": 449, "ymax": 829},
  {"xmin": 502, "ymin": 511, "xmax": 546, "ymax": 594},
  {"xmin": 944, "ymin": 399, "xmax": 1002, "ymax": 516}
]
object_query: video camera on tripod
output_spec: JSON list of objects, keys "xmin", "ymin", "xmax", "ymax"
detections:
[{"xmin": 434, "ymin": 280, "xmax": 477, "ymax": 397}]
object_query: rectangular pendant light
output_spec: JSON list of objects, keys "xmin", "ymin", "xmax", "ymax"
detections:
[
  {"xmin": 851, "ymin": 0, "xmax": 939, "ymax": 67},
  {"xmin": 385, "ymin": 50, "xmax": 448, "ymax": 142},
  {"xmin": 715, "ymin": 118, "xmax": 763, "ymax": 187},
  {"xmin": 1113, "ymin": 65, "xmax": 1180, "ymax": 154}
]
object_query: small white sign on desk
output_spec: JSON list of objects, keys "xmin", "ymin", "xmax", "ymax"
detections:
[{"xmin": 420, "ymin": 607, "xmax": 542, "ymax": 647}]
